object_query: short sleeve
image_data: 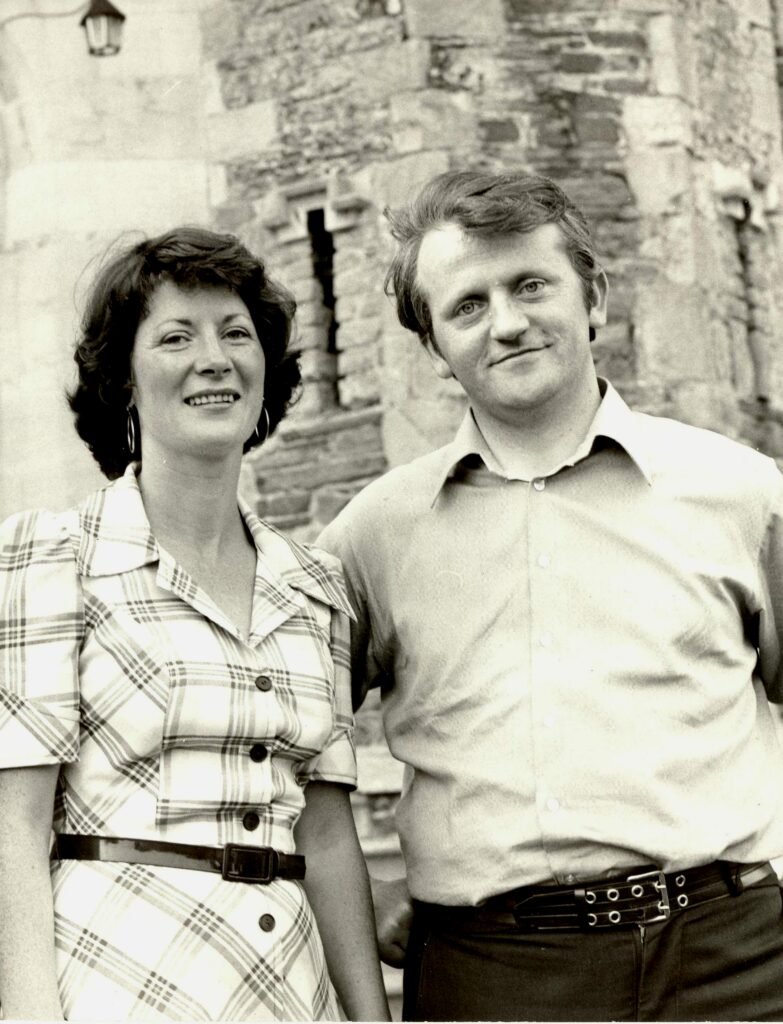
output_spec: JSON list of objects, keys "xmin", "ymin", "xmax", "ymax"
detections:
[
  {"xmin": 296, "ymin": 605, "xmax": 357, "ymax": 789},
  {"xmin": 0, "ymin": 509, "xmax": 84, "ymax": 767}
]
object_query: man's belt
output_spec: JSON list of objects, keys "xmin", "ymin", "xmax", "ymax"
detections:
[
  {"xmin": 54, "ymin": 834, "xmax": 306, "ymax": 885},
  {"xmin": 418, "ymin": 861, "xmax": 777, "ymax": 933}
]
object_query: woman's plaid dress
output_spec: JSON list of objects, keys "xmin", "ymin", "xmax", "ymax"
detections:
[{"xmin": 0, "ymin": 466, "xmax": 357, "ymax": 1021}]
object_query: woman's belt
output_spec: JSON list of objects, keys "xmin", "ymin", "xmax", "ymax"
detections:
[{"xmin": 54, "ymin": 834, "xmax": 306, "ymax": 885}]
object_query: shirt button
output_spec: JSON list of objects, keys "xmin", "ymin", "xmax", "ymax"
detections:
[
  {"xmin": 533, "ymin": 478, "xmax": 546, "ymax": 491},
  {"xmin": 537, "ymin": 553, "xmax": 550, "ymax": 568},
  {"xmin": 242, "ymin": 811, "xmax": 260, "ymax": 831},
  {"xmin": 546, "ymin": 797, "xmax": 561, "ymax": 812},
  {"xmin": 254, "ymin": 675, "xmax": 272, "ymax": 692},
  {"xmin": 249, "ymin": 743, "xmax": 268, "ymax": 763},
  {"xmin": 258, "ymin": 914, "xmax": 276, "ymax": 932}
]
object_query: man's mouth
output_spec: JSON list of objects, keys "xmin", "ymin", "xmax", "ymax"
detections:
[{"xmin": 184, "ymin": 392, "xmax": 240, "ymax": 406}]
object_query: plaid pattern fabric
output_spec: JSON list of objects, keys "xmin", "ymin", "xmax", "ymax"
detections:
[{"xmin": 0, "ymin": 465, "xmax": 356, "ymax": 1020}]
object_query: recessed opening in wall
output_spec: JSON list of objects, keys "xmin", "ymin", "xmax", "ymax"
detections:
[
  {"xmin": 307, "ymin": 209, "xmax": 338, "ymax": 356},
  {"xmin": 305, "ymin": 207, "xmax": 340, "ymax": 410}
]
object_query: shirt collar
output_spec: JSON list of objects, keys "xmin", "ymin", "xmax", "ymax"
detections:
[
  {"xmin": 429, "ymin": 378, "xmax": 654, "ymax": 504},
  {"xmin": 75, "ymin": 463, "xmax": 354, "ymax": 618}
]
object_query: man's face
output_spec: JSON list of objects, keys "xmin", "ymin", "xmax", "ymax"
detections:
[{"xmin": 416, "ymin": 222, "xmax": 608, "ymax": 431}]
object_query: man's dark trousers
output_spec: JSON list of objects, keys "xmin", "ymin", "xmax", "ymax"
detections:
[{"xmin": 403, "ymin": 875, "xmax": 783, "ymax": 1021}]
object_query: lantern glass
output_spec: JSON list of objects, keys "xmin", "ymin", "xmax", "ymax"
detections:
[{"xmin": 83, "ymin": 13, "xmax": 123, "ymax": 56}]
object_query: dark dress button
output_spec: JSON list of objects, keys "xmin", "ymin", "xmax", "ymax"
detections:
[
  {"xmin": 242, "ymin": 811, "xmax": 260, "ymax": 831},
  {"xmin": 258, "ymin": 913, "xmax": 276, "ymax": 932},
  {"xmin": 249, "ymin": 743, "xmax": 268, "ymax": 763},
  {"xmin": 254, "ymin": 675, "xmax": 273, "ymax": 692}
]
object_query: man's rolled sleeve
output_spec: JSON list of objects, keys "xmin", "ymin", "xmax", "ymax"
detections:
[{"xmin": 0, "ymin": 509, "xmax": 84, "ymax": 766}]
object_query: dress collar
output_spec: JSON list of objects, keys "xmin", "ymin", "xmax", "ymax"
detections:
[{"xmin": 73, "ymin": 464, "xmax": 354, "ymax": 621}]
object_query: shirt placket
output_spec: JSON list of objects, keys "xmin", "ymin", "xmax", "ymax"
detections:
[{"xmin": 527, "ymin": 473, "xmax": 572, "ymax": 883}]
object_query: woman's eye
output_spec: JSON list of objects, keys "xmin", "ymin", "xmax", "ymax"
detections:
[
  {"xmin": 161, "ymin": 332, "xmax": 188, "ymax": 346},
  {"xmin": 225, "ymin": 327, "xmax": 251, "ymax": 342},
  {"xmin": 456, "ymin": 300, "xmax": 481, "ymax": 317}
]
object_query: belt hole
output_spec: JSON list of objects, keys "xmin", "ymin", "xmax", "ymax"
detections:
[
  {"xmin": 607, "ymin": 888, "xmax": 619, "ymax": 901},
  {"xmin": 609, "ymin": 910, "xmax": 621, "ymax": 924},
  {"xmin": 587, "ymin": 912, "xmax": 598, "ymax": 926},
  {"xmin": 585, "ymin": 890, "xmax": 597, "ymax": 904},
  {"xmin": 631, "ymin": 884, "xmax": 644, "ymax": 897},
  {"xmin": 675, "ymin": 874, "xmax": 686, "ymax": 887},
  {"xmin": 677, "ymin": 893, "xmax": 689, "ymax": 908}
]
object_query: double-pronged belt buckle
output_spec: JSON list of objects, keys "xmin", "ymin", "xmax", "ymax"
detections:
[{"xmin": 626, "ymin": 868, "xmax": 671, "ymax": 923}]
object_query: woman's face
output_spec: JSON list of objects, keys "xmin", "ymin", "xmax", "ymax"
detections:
[{"xmin": 130, "ymin": 280, "xmax": 266, "ymax": 467}]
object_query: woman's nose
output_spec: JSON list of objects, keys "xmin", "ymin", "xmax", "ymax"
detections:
[
  {"xmin": 194, "ymin": 331, "xmax": 231, "ymax": 374},
  {"xmin": 489, "ymin": 293, "xmax": 529, "ymax": 341}
]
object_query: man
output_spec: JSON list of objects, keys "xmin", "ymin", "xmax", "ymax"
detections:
[{"xmin": 317, "ymin": 170, "xmax": 783, "ymax": 1021}]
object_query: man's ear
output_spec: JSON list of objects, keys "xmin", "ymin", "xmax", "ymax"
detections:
[
  {"xmin": 588, "ymin": 270, "xmax": 609, "ymax": 329},
  {"xmin": 423, "ymin": 334, "xmax": 455, "ymax": 380}
]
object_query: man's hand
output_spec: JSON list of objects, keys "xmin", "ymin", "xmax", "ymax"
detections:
[{"xmin": 370, "ymin": 875, "xmax": 414, "ymax": 967}]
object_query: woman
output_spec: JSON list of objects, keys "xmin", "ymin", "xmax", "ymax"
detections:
[{"xmin": 0, "ymin": 228, "xmax": 390, "ymax": 1022}]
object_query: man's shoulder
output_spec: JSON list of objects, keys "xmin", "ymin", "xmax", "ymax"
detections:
[
  {"xmin": 334, "ymin": 446, "xmax": 450, "ymax": 523},
  {"xmin": 635, "ymin": 409, "xmax": 779, "ymax": 489},
  {"xmin": 318, "ymin": 444, "xmax": 451, "ymax": 563}
]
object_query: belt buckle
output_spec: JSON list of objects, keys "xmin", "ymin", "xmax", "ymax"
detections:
[
  {"xmin": 626, "ymin": 868, "xmax": 671, "ymax": 923},
  {"xmin": 221, "ymin": 844, "xmax": 278, "ymax": 884}
]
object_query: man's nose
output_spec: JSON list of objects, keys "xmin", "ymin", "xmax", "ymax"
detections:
[
  {"xmin": 194, "ymin": 331, "xmax": 231, "ymax": 374},
  {"xmin": 489, "ymin": 293, "xmax": 529, "ymax": 341}
]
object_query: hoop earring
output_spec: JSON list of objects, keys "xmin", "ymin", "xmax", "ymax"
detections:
[
  {"xmin": 126, "ymin": 406, "xmax": 137, "ymax": 457},
  {"xmin": 254, "ymin": 407, "xmax": 270, "ymax": 446}
]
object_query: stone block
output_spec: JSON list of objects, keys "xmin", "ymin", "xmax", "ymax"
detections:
[
  {"xmin": 357, "ymin": 152, "xmax": 451, "ymax": 211},
  {"xmin": 338, "ymin": 369, "xmax": 381, "ymax": 407},
  {"xmin": 339, "ymin": 344, "xmax": 379, "ymax": 376},
  {"xmin": 390, "ymin": 91, "xmax": 477, "ymax": 155},
  {"xmin": 633, "ymin": 281, "xmax": 715, "ymax": 383},
  {"xmin": 403, "ymin": 0, "xmax": 506, "ymax": 38},
  {"xmin": 648, "ymin": 14, "xmax": 695, "ymax": 100},
  {"xmin": 624, "ymin": 147, "xmax": 690, "ymax": 216},
  {"xmin": 622, "ymin": 96, "xmax": 693, "ymax": 148},
  {"xmin": 300, "ymin": 349, "xmax": 337, "ymax": 381},
  {"xmin": 381, "ymin": 398, "xmax": 465, "ymax": 467},
  {"xmin": 559, "ymin": 52, "xmax": 604, "ymax": 74},
  {"xmin": 337, "ymin": 317, "xmax": 382, "ymax": 349},
  {"xmin": 346, "ymin": 39, "xmax": 431, "ymax": 100},
  {"xmin": 206, "ymin": 100, "xmax": 278, "ymax": 160}
]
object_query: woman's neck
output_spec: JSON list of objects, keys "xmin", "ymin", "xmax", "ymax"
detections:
[{"xmin": 136, "ymin": 451, "xmax": 246, "ymax": 561}]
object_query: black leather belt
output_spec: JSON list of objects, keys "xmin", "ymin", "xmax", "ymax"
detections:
[
  {"xmin": 418, "ymin": 861, "xmax": 777, "ymax": 933},
  {"xmin": 54, "ymin": 834, "xmax": 306, "ymax": 885}
]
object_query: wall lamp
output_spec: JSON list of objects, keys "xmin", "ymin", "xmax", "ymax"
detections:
[{"xmin": 0, "ymin": 0, "xmax": 125, "ymax": 57}]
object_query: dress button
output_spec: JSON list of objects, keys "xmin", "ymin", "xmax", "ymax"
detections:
[
  {"xmin": 258, "ymin": 913, "xmax": 276, "ymax": 932},
  {"xmin": 249, "ymin": 743, "xmax": 268, "ymax": 763},
  {"xmin": 546, "ymin": 797, "xmax": 561, "ymax": 812},
  {"xmin": 255, "ymin": 675, "xmax": 272, "ymax": 692},
  {"xmin": 242, "ymin": 811, "xmax": 260, "ymax": 831},
  {"xmin": 533, "ymin": 478, "xmax": 546, "ymax": 491}
]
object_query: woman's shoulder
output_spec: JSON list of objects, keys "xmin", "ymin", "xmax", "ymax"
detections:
[{"xmin": 0, "ymin": 504, "xmax": 79, "ymax": 559}]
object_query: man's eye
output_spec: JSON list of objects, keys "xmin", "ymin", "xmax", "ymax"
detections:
[{"xmin": 519, "ymin": 280, "xmax": 545, "ymax": 295}]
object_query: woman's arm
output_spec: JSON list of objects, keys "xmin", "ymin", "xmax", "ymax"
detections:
[
  {"xmin": 0, "ymin": 764, "xmax": 64, "ymax": 1020},
  {"xmin": 294, "ymin": 781, "xmax": 391, "ymax": 1022}
]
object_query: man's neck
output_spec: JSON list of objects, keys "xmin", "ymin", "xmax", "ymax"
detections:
[{"xmin": 473, "ymin": 380, "xmax": 602, "ymax": 481}]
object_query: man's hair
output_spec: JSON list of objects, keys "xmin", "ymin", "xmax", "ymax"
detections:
[
  {"xmin": 384, "ymin": 170, "xmax": 602, "ymax": 346},
  {"xmin": 68, "ymin": 226, "xmax": 300, "ymax": 479}
]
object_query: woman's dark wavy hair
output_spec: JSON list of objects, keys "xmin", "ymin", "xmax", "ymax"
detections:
[
  {"xmin": 68, "ymin": 226, "xmax": 300, "ymax": 479},
  {"xmin": 384, "ymin": 170, "xmax": 602, "ymax": 349}
]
